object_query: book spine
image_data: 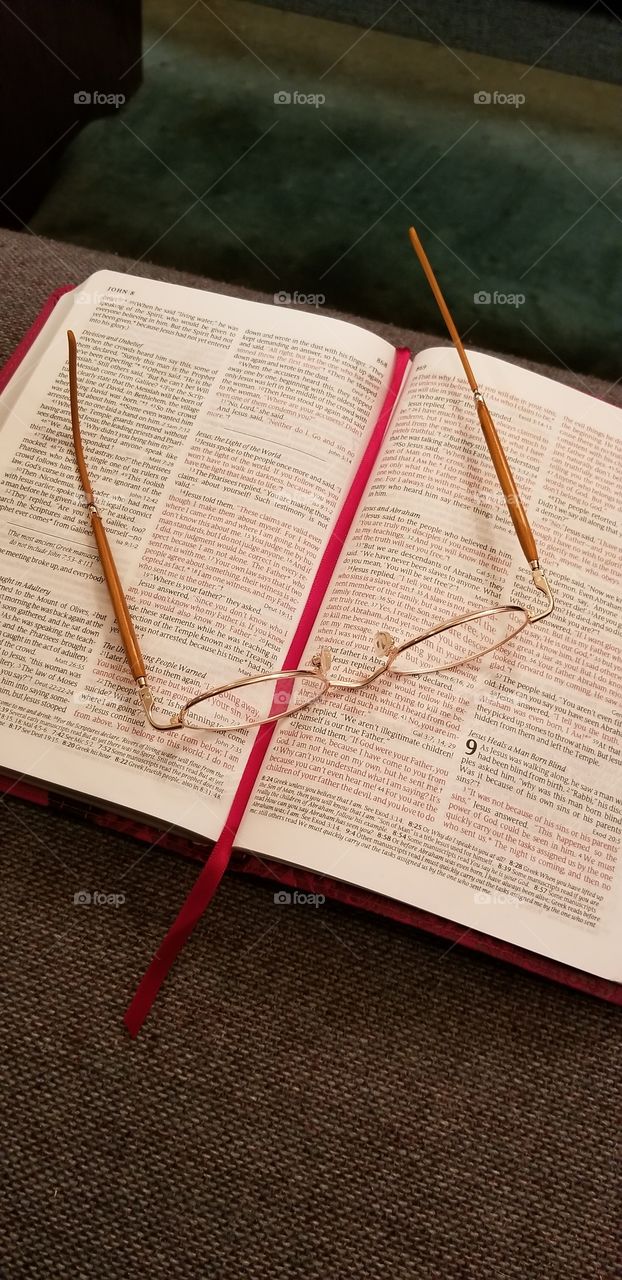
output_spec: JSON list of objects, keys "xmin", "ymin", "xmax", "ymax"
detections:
[{"xmin": 0, "ymin": 286, "xmax": 74, "ymax": 394}]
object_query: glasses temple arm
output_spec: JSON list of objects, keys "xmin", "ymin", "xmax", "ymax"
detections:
[
  {"xmin": 67, "ymin": 330, "xmax": 147, "ymax": 684},
  {"xmin": 408, "ymin": 227, "xmax": 540, "ymax": 568}
]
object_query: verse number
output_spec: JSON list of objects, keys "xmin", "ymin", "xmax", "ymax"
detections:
[{"xmin": 465, "ymin": 738, "xmax": 478, "ymax": 755}]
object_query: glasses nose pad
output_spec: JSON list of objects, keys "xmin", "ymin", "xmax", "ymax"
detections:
[
  {"xmin": 311, "ymin": 647, "xmax": 332, "ymax": 676},
  {"xmin": 374, "ymin": 631, "xmax": 395, "ymax": 658}
]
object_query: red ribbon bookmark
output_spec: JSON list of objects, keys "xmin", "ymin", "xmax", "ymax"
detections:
[
  {"xmin": 124, "ymin": 348, "xmax": 411, "ymax": 1035},
  {"xmin": 123, "ymin": 719, "xmax": 279, "ymax": 1037}
]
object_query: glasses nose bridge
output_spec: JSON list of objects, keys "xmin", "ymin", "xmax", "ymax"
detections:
[
  {"xmin": 325, "ymin": 643, "xmax": 392, "ymax": 691},
  {"xmin": 375, "ymin": 631, "xmax": 396, "ymax": 658}
]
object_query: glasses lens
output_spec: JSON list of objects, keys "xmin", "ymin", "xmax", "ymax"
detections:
[
  {"xmin": 181, "ymin": 671, "xmax": 326, "ymax": 731},
  {"xmin": 389, "ymin": 608, "xmax": 528, "ymax": 675}
]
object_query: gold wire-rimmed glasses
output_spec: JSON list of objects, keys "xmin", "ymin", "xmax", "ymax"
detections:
[{"xmin": 67, "ymin": 228, "xmax": 553, "ymax": 734}]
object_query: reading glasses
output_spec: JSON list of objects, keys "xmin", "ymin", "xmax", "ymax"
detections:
[{"xmin": 67, "ymin": 227, "xmax": 554, "ymax": 734}]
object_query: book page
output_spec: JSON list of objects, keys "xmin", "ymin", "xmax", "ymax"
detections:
[
  {"xmin": 240, "ymin": 347, "xmax": 622, "ymax": 980},
  {"xmin": 0, "ymin": 271, "xmax": 397, "ymax": 839}
]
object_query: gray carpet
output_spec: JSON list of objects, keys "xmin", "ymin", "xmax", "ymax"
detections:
[{"xmin": 0, "ymin": 228, "xmax": 620, "ymax": 1279}]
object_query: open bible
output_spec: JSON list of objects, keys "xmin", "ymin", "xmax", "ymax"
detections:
[{"xmin": 1, "ymin": 271, "xmax": 620, "ymax": 1002}]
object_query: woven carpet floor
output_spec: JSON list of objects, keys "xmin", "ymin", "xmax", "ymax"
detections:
[
  {"xmin": 0, "ymin": 229, "xmax": 620, "ymax": 1279},
  {"xmin": 29, "ymin": 0, "xmax": 622, "ymax": 381},
  {"xmin": 3, "ymin": 799, "xmax": 621, "ymax": 1280}
]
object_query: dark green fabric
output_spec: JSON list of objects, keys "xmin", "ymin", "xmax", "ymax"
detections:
[
  {"xmin": 249, "ymin": 0, "xmax": 622, "ymax": 84},
  {"xmin": 29, "ymin": 0, "xmax": 622, "ymax": 381}
]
